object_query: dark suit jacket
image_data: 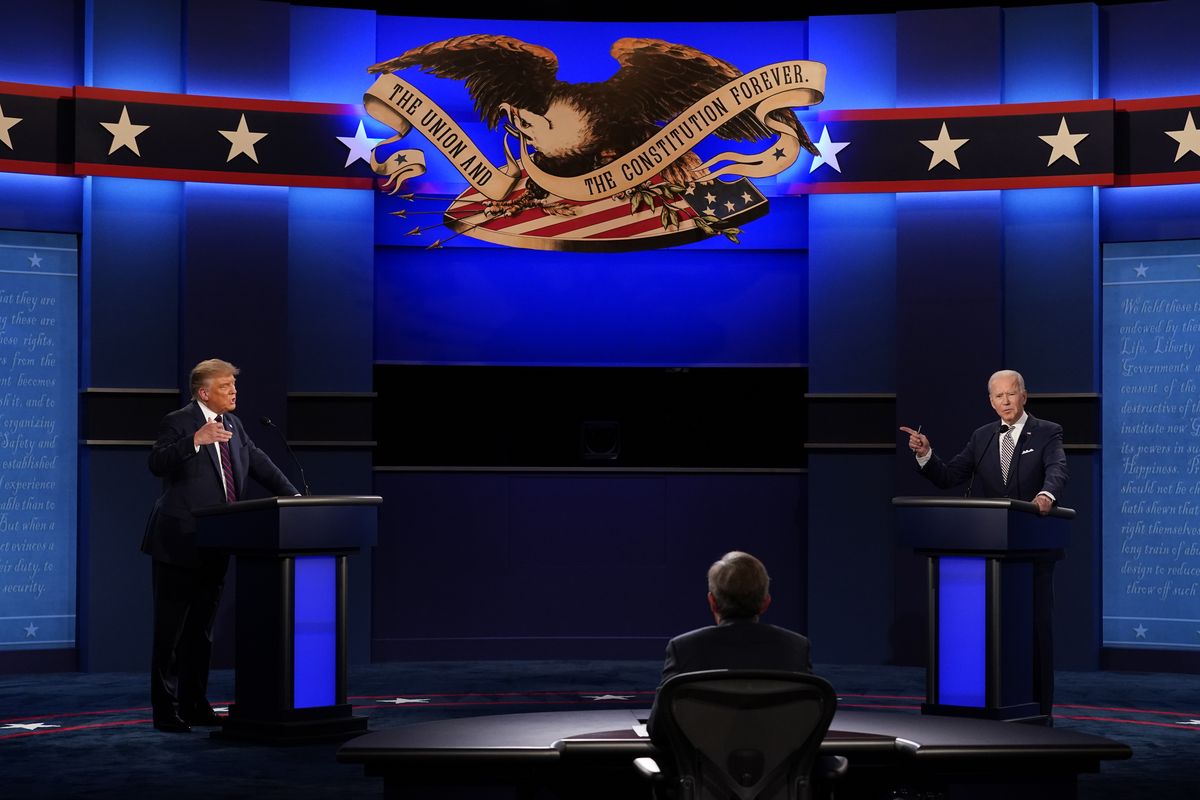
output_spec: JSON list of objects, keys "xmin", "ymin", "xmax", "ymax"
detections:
[
  {"xmin": 648, "ymin": 617, "xmax": 812, "ymax": 739},
  {"xmin": 142, "ymin": 401, "xmax": 298, "ymax": 566},
  {"xmin": 920, "ymin": 413, "xmax": 1068, "ymax": 502}
]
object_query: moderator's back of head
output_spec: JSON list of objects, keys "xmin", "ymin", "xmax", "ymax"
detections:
[{"xmin": 657, "ymin": 670, "xmax": 837, "ymax": 800}]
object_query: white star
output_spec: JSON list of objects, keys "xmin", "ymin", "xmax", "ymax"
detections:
[
  {"xmin": 27, "ymin": 253, "xmax": 43, "ymax": 269},
  {"xmin": 1166, "ymin": 112, "xmax": 1200, "ymax": 163},
  {"xmin": 581, "ymin": 694, "xmax": 635, "ymax": 701},
  {"xmin": 1181, "ymin": 719, "xmax": 1200, "ymax": 726},
  {"xmin": 100, "ymin": 105, "xmax": 150, "ymax": 157},
  {"xmin": 724, "ymin": 200, "xmax": 735, "ymax": 212},
  {"xmin": 23, "ymin": 621, "xmax": 38, "ymax": 637},
  {"xmin": 704, "ymin": 192, "xmax": 717, "ymax": 204},
  {"xmin": 0, "ymin": 104, "xmax": 22, "ymax": 150},
  {"xmin": 377, "ymin": 697, "xmax": 430, "ymax": 704},
  {"xmin": 683, "ymin": 184, "xmax": 696, "ymax": 195},
  {"xmin": 218, "ymin": 114, "xmax": 268, "ymax": 164},
  {"xmin": 809, "ymin": 125, "xmax": 850, "ymax": 174},
  {"xmin": 1038, "ymin": 116, "xmax": 1088, "ymax": 166},
  {"xmin": 1133, "ymin": 623, "xmax": 1148, "ymax": 638},
  {"xmin": 335, "ymin": 120, "xmax": 383, "ymax": 168},
  {"xmin": 740, "ymin": 192, "xmax": 753, "ymax": 204},
  {"xmin": 1134, "ymin": 264, "xmax": 1149, "ymax": 277},
  {"xmin": 703, "ymin": 206, "xmax": 715, "ymax": 215},
  {"xmin": 920, "ymin": 122, "xmax": 969, "ymax": 171},
  {"xmin": 213, "ymin": 706, "xmax": 229, "ymax": 713},
  {"xmin": 1, "ymin": 721, "xmax": 59, "ymax": 730}
]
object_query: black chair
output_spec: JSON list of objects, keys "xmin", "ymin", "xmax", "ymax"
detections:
[{"xmin": 636, "ymin": 670, "xmax": 846, "ymax": 800}]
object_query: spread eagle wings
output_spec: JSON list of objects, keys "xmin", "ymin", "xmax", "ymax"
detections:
[{"xmin": 368, "ymin": 35, "xmax": 820, "ymax": 157}]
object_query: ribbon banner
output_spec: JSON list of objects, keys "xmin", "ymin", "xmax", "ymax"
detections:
[{"xmin": 363, "ymin": 60, "xmax": 825, "ymax": 204}]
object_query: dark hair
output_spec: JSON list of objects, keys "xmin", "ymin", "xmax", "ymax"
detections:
[{"xmin": 707, "ymin": 551, "xmax": 769, "ymax": 619}]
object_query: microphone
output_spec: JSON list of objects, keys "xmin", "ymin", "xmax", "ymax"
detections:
[
  {"xmin": 260, "ymin": 417, "xmax": 311, "ymax": 496},
  {"xmin": 965, "ymin": 424, "xmax": 1008, "ymax": 498}
]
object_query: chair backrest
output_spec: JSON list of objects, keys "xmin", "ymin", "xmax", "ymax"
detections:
[{"xmin": 653, "ymin": 670, "xmax": 837, "ymax": 800}]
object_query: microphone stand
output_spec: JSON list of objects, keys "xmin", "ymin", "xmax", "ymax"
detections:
[{"xmin": 260, "ymin": 416, "xmax": 311, "ymax": 496}]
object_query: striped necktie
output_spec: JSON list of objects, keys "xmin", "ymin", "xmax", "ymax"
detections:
[
  {"xmin": 215, "ymin": 415, "xmax": 237, "ymax": 503},
  {"xmin": 1000, "ymin": 428, "xmax": 1015, "ymax": 486}
]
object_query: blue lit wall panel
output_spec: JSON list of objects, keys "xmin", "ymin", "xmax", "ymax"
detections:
[
  {"xmin": 85, "ymin": 178, "xmax": 181, "ymax": 388},
  {"xmin": 1003, "ymin": 188, "xmax": 1098, "ymax": 393},
  {"xmin": 808, "ymin": 14, "xmax": 896, "ymax": 111},
  {"xmin": 182, "ymin": 184, "xmax": 290, "ymax": 464},
  {"xmin": 1003, "ymin": 4, "xmax": 1097, "ymax": 104},
  {"xmin": 896, "ymin": 8, "xmax": 1002, "ymax": 107},
  {"xmin": 808, "ymin": 193, "xmax": 895, "ymax": 391},
  {"xmin": 1100, "ymin": 185, "xmax": 1200, "ymax": 245},
  {"xmin": 0, "ymin": 0, "xmax": 82, "ymax": 86},
  {"xmin": 184, "ymin": 0, "xmax": 290, "ymax": 100},
  {"xmin": 88, "ymin": 0, "xmax": 183, "ymax": 92},
  {"xmin": 375, "ymin": 247, "xmax": 804, "ymax": 367},
  {"xmin": 290, "ymin": 5, "xmax": 376, "ymax": 103},
  {"xmin": 1101, "ymin": 0, "xmax": 1200, "ymax": 100},
  {"xmin": 288, "ymin": 188, "xmax": 373, "ymax": 391},
  {"xmin": 0, "ymin": 175, "xmax": 82, "ymax": 235}
]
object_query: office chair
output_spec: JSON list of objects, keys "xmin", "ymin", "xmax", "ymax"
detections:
[{"xmin": 635, "ymin": 670, "xmax": 846, "ymax": 800}]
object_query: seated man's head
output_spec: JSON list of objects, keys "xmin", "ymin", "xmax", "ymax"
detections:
[{"xmin": 707, "ymin": 551, "xmax": 771, "ymax": 622}]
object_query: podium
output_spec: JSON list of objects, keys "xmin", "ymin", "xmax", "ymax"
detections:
[
  {"xmin": 893, "ymin": 497, "xmax": 1074, "ymax": 723},
  {"xmin": 195, "ymin": 495, "xmax": 381, "ymax": 744}
]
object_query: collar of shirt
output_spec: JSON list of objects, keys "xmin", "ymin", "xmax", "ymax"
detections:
[
  {"xmin": 198, "ymin": 400, "xmax": 220, "ymax": 425},
  {"xmin": 1005, "ymin": 412, "xmax": 1030, "ymax": 439}
]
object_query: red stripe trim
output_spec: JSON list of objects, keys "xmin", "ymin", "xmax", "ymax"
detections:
[
  {"xmin": 1113, "ymin": 170, "xmax": 1200, "ymax": 187},
  {"xmin": 0, "ymin": 159, "xmax": 75, "ymax": 177},
  {"xmin": 787, "ymin": 173, "xmax": 1114, "ymax": 194},
  {"xmin": 74, "ymin": 161, "xmax": 374, "ymax": 188},
  {"xmin": 0, "ymin": 718, "xmax": 153, "ymax": 740},
  {"xmin": 1058, "ymin": 713, "xmax": 1200, "ymax": 731},
  {"xmin": 74, "ymin": 86, "xmax": 361, "ymax": 116},
  {"xmin": 818, "ymin": 98, "xmax": 1113, "ymax": 122},
  {"xmin": 0, "ymin": 81, "xmax": 72, "ymax": 99},
  {"xmin": 1056, "ymin": 703, "xmax": 1200, "ymax": 718},
  {"xmin": 1116, "ymin": 94, "xmax": 1200, "ymax": 112}
]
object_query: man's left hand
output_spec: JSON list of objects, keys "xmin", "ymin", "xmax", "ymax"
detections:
[{"xmin": 1033, "ymin": 494, "xmax": 1053, "ymax": 515}]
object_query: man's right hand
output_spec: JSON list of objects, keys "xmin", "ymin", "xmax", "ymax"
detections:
[
  {"xmin": 899, "ymin": 426, "xmax": 931, "ymax": 458},
  {"xmin": 194, "ymin": 420, "xmax": 233, "ymax": 447}
]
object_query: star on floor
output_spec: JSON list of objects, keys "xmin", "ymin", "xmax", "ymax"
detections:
[
  {"xmin": 219, "ymin": 113, "xmax": 268, "ymax": 164},
  {"xmin": 810, "ymin": 125, "xmax": 850, "ymax": 174},
  {"xmin": 377, "ymin": 697, "xmax": 430, "ymax": 704},
  {"xmin": 1133, "ymin": 623, "xmax": 1148, "ymax": 638},
  {"xmin": 1, "ymin": 722, "xmax": 59, "ymax": 731},
  {"xmin": 0, "ymin": 103, "xmax": 22, "ymax": 150},
  {"xmin": 24, "ymin": 621, "xmax": 38, "ymax": 637},
  {"xmin": 1180, "ymin": 719, "xmax": 1200, "ymax": 726},
  {"xmin": 1165, "ymin": 111, "xmax": 1200, "ymax": 162},
  {"xmin": 336, "ymin": 120, "xmax": 383, "ymax": 168},
  {"xmin": 27, "ymin": 253, "xmax": 43, "ymax": 270},
  {"xmin": 100, "ymin": 105, "xmax": 150, "ymax": 156},
  {"xmin": 920, "ymin": 122, "xmax": 969, "ymax": 171},
  {"xmin": 1134, "ymin": 264, "xmax": 1149, "ymax": 277},
  {"xmin": 1038, "ymin": 116, "xmax": 1088, "ymax": 166},
  {"xmin": 581, "ymin": 695, "xmax": 635, "ymax": 701}
]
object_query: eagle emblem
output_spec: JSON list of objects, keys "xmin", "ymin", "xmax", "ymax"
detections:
[{"xmin": 365, "ymin": 35, "xmax": 825, "ymax": 251}]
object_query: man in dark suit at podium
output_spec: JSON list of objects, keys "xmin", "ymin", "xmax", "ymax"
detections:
[
  {"xmin": 143, "ymin": 358, "xmax": 298, "ymax": 733},
  {"xmin": 900, "ymin": 369, "xmax": 1067, "ymax": 513},
  {"xmin": 901, "ymin": 369, "xmax": 1067, "ymax": 720},
  {"xmin": 648, "ymin": 551, "xmax": 811, "ymax": 740}
]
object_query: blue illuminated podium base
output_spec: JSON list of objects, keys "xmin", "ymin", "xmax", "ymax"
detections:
[
  {"xmin": 894, "ymin": 497, "xmax": 1073, "ymax": 724},
  {"xmin": 196, "ymin": 496, "xmax": 381, "ymax": 745}
]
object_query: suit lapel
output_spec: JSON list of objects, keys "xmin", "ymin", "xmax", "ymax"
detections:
[
  {"xmin": 191, "ymin": 402, "xmax": 222, "ymax": 481},
  {"xmin": 226, "ymin": 414, "xmax": 244, "ymax": 495}
]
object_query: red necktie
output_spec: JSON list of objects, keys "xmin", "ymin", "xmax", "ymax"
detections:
[{"xmin": 215, "ymin": 415, "xmax": 237, "ymax": 503}]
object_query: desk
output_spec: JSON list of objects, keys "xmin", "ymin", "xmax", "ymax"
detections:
[{"xmin": 337, "ymin": 708, "xmax": 1130, "ymax": 799}]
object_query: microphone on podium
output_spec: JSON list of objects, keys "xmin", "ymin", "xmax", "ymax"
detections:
[{"xmin": 260, "ymin": 416, "xmax": 311, "ymax": 496}]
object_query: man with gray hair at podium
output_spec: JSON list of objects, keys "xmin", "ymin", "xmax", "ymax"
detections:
[
  {"xmin": 142, "ymin": 358, "xmax": 298, "ymax": 733},
  {"xmin": 647, "ymin": 551, "xmax": 812, "ymax": 741},
  {"xmin": 900, "ymin": 368, "xmax": 1068, "ymax": 721},
  {"xmin": 900, "ymin": 369, "xmax": 1068, "ymax": 514}
]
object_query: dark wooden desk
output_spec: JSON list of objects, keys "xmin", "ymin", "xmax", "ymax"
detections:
[{"xmin": 338, "ymin": 708, "xmax": 1130, "ymax": 799}]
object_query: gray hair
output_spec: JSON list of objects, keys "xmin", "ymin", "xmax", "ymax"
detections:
[
  {"xmin": 988, "ymin": 369, "xmax": 1026, "ymax": 394},
  {"xmin": 707, "ymin": 551, "xmax": 770, "ymax": 619}
]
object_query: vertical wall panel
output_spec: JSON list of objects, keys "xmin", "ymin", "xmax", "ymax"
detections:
[
  {"xmin": 0, "ymin": 0, "xmax": 82, "ymax": 86},
  {"xmin": 89, "ymin": 0, "xmax": 183, "ymax": 92},
  {"xmin": 1003, "ymin": 4, "xmax": 1097, "ymax": 104},
  {"xmin": 896, "ymin": 7, "xmax": 1002, "ymax": 107},
  {"xmin": 184, "ymin": 0, "xmax": 290, "ymax": 100}
]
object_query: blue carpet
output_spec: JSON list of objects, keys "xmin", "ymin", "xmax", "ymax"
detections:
[{"xmin": 0, "ymin": 661, "xmax": 1195, "ymax": 798}]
